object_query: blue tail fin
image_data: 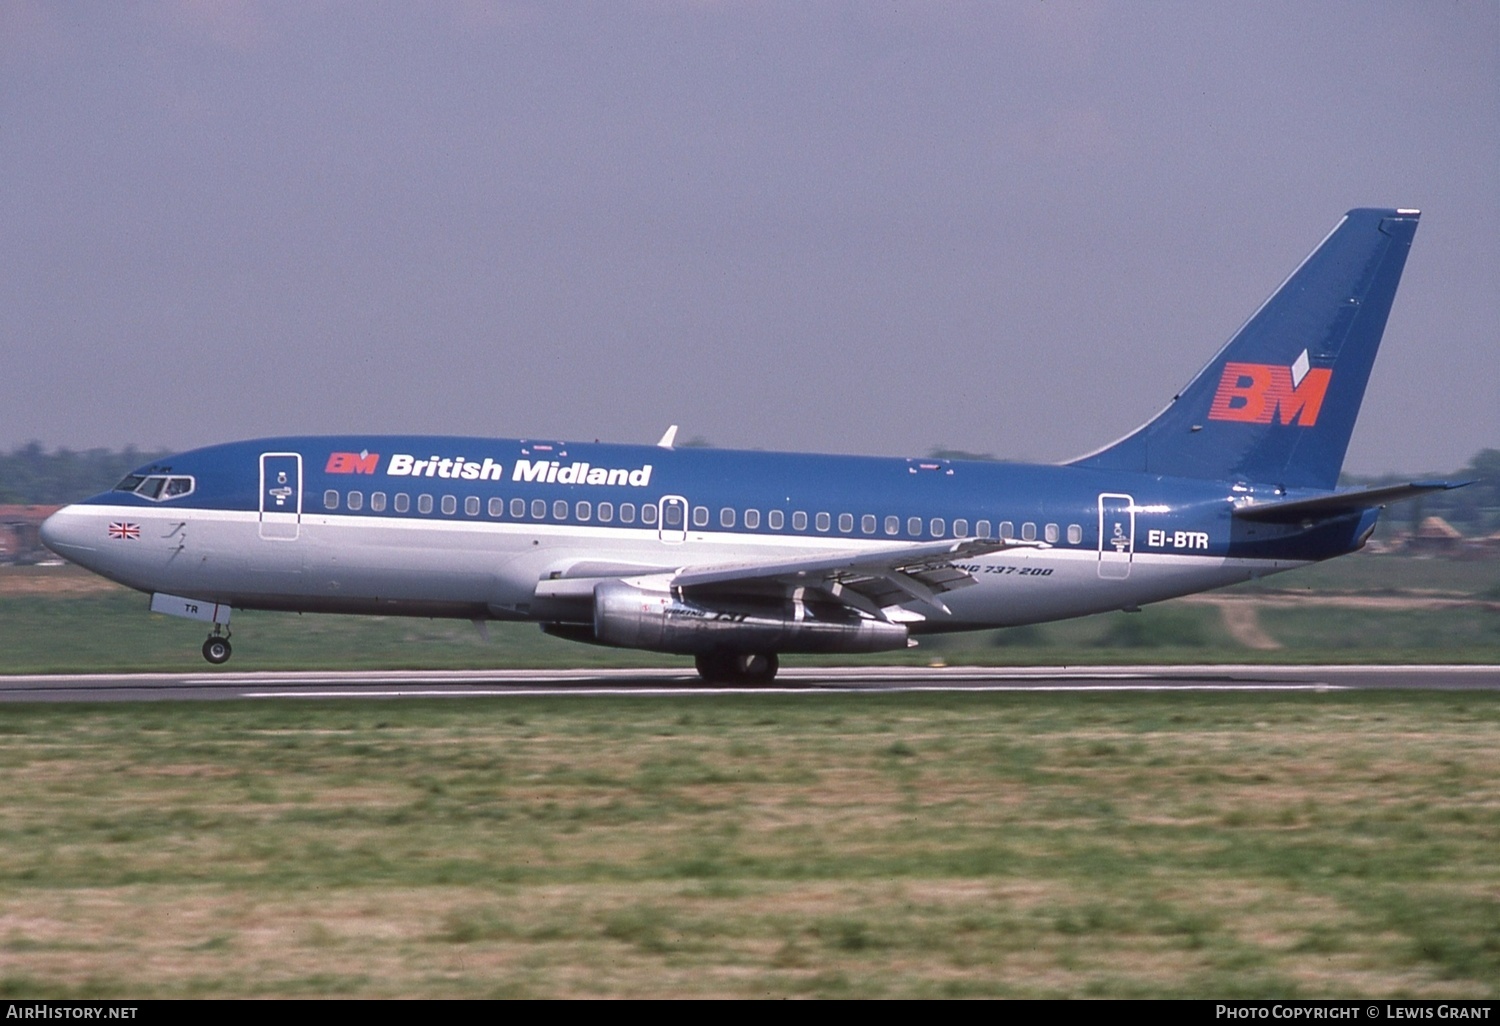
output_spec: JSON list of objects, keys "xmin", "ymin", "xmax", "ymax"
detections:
[{"xmin": 1071, "ymin": 208, "xmax": 1421, "ymax": 490}]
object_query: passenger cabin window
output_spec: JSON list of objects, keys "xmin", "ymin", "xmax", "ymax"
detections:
[
  {"xmin": 371, "ymin": 492, "xmax": 387, "ymax": 512},
  {"xmin": 663, "ymin": 504, "xmax": 683, "ymax": 528},
  {"xmin": 1068, "ymin": 524, "xmax": 1083, "ymax": 544},
  {"xmin": 693, "ymin": 506, "xmax": 709, "ymax": 528},
  {"xmin": 999, "ymin": 521, "xmax": 1014, "ymax": 539},
  {"xmin": 553, "ymin": 499, "xmax": 568, "ymax": 520},
  {"xmin": 838, "ymin": 513, "xmax": 853, "ymax": 533},
  {"xmin": 641, "ymin": 504, "xmax": 657, "ymax": 525},
  {"xmin": 620, "ymin": 503, "xmax": 636, "ymax": 524},
  {"xmin": 744, "ymin": 509, "xmax": 760, "ymax": 529},
  {"xmin": 1045, "ymin": 523, "xmax": 1059, "ymax": 543},
  {"xmin": 1021, "ymin": 522, "xmax": 1036, "ymax": 541},
  {"xmin": 418, "ymin": 494, "xmax": 434, "ymax": 514},
  {"xmin": 862, "ymin": 514, "xmax": 876, "ymax": 535},
  {"xmin": 953, "ymin": 518, "xmax": 969, "ymax": 536},
  {"xmin": 720, "ymin": 507, "xmax": 735, "ymax": 528},
  {"xmin": 394, "ymin": 493, "xmax": 410, "ymax": 513},
  {"xmin": 488, "ymin": 497, "xmax": 503, "ymax": 516},
  {"xmin": 347, "ymin": 491, "xmax": 363, "ymax": 511},
  {"xmin": 531, "ymin": 499, "xmax": 546, "ymax": 519},
  {"xmin": 576, "ymin": 501, "xmax": 591, "ymax": 521},
  {"xmin": 443, "ymin": 495, "xmax": 458, "ymax": 515},
  {"xmin": 885, "ymin": 515, "xmax": 899, "ymax": 536},
  {"xmin": 907, "ymin": 516, "xmax": 922, "ymax": 536},
  {"xmin": 792, "ymin": 511, "xmax": 807, "ymax": 531},
  {"xmin": 930, "ymin": 517, "xmax": 945, "ymax": 537},
  {"xmin": 769, "ymin": 510, "xmax": 784, "ymax": 530},
  {"xmin": 511, "ymin": 498, "xmax": 525, "ymax": 517},
  {"xmin": 976, "ymin": 521, "xmax": 992, "ymax": 539},
  {"xmin": 597, "ymin": 501, "xmax": 613, "ymax": 523},
  {"xmin": 324, "ymin": 490, "xmax": 339, "ymax": 510},
  {"xmin": 815, "ymin": 512, "xmax": 830, "ymax": 532},
  {"xmin": 466, "ymin": 496, "xmax": 480, "ymax": 516}
]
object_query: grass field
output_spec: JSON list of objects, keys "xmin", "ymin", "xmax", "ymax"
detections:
[
  {"xmin": 0, "ymin": 692, "xmax": 1496, "ymax": 998},
  {"xmin": 2, "ymin": 558, "xmax": 1497, "ymax": 997},
  {"xmin": 1, "ymin": 555, "xmax": 1498, "ymax": 673}
]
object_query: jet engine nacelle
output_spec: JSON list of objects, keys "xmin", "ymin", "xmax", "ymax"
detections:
[{"xmin": 591, "ymin": 580, "xmax": 909, "ymax": 655}]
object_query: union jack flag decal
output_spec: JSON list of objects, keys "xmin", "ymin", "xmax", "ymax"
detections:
[{"xmin": 108, "ymin": 522, "xmax": 140, "ymax": 540}]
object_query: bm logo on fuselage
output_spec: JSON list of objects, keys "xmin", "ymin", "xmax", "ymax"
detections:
[
  {"xmin": 1207, "ymin": 350, "xmax": 1331, "ymax": 427},
  {"xmin": 326, "ymin": 451, "xmax": 381, "ymax": 474}
]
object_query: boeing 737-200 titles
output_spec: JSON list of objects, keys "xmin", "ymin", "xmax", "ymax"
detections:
[{"xmin": 41, "ymin": 208, "xmax": 1464, "ymax": 682}]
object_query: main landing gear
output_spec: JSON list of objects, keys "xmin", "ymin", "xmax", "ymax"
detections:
[
  {"xmin": 694, "ymin": 651, "xmax": 779, "ymax": 685},
  {"xmin": 202, "ymin": 629, "xmax": 232, "ymax": 665}
]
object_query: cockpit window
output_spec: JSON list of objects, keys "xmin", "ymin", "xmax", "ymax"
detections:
[{"xmin": 117, "ymin": 474, "xmax": 195, "ymax": 501}]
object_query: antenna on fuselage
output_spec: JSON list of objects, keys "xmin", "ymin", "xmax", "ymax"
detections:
[{"xmin": 656, "ymin": 425, "xmax": 678, "ymax": 449}]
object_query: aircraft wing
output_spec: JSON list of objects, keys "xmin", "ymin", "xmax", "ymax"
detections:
[{"xmin": 670, "ymin": 536, "xmax": 1044, "ymax": 617}]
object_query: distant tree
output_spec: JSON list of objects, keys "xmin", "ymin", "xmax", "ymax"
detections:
[
  {"xmin": 1457, "ymin": 448, "xmax": 1500, "ymax": 532},
  {"xmin": 0, "ymin": 443, "xmax": 172, "ymax": 505}
]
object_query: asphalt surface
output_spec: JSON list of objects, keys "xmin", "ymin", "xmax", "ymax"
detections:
[{"xmin": 1, "ymin": 664, "xmax": 1498, "ymax": 702}]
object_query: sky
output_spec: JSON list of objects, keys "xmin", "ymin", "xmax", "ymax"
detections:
[{"xmin": 3, "ymin": 1, "xmax": 1496, "ymax": 475}]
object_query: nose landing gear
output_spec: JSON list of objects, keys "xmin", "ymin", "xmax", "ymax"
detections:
[{"xmin": 202, "ymin": 630, "xmax": 232, "ymax": 665}]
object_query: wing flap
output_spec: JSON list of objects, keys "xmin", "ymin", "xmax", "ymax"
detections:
[
  {"xmin": 671, "ymin": 537, "xmax": 1029, "ymax": 589},
  {"xmin": 674, "ymin": 536, "xmax": 1042, "ymax": 616}
]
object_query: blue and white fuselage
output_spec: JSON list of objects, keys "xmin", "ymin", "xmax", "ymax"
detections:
[{"xmin": 40, "ymin": 208, "xmax": 1459, "ymax": 682}]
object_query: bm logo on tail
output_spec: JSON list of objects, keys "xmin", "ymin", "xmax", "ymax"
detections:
[{"xmin": 1207, "ymin": 349, "xmax": 1331, "ymax": 426}]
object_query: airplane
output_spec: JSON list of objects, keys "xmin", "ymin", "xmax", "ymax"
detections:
[{"xmin": 40, "ymin": 207, "xmax": 1464, "ymax": 683}]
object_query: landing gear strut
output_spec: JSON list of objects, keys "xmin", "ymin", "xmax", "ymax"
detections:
[
  {"xmin": 694, "ymin": 651, "xmax": 778, "ymax": 685},
  {"xmin": 202, "ymin": 629, "xmax": 232, "ymax": 665}
]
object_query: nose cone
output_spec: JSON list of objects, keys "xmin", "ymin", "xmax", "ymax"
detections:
[{"xmin": 39, "ymin": 505, "xmax": 96, "ymax": 563}]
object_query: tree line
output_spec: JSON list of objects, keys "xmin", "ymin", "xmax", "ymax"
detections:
[
  {"xmin": 0, "ymin": 443, "xmax": 171, "ymax": 506},
  {"xmin": 1, "ymin": 441, "xmax": 1495, "ymax": 535}
]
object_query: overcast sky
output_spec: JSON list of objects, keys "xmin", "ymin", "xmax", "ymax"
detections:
[{"xmin": 3, "ymin": 1, "xmax": 1496, "ymax": 474}]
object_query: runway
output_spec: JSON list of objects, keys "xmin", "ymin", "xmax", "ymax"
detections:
[{"xmin": 2, "ymin": 664, "xmax": 1498, "ymax": 702}]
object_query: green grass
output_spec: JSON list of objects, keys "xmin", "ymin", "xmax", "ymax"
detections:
[
  {"xmin": 3, "ymin": 554, "xmax": 1498, "ymax": 673},
  {"xmin": 0, "ymin": 692, "xmax": 1496, "ymax": 997},
  {"xmin": 1229, "ymin": 554, "xmax": 1500, "ymax": 595}
]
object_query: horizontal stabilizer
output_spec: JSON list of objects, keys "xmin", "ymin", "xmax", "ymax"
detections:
[{"xmin": 1231, "ymin": 481, "xmax": 1469, "ymax": 523}]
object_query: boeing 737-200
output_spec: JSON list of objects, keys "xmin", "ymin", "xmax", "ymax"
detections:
[{"xmin": 41, "ymin": 208, "xmax": 1464, "ymax": 683}]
